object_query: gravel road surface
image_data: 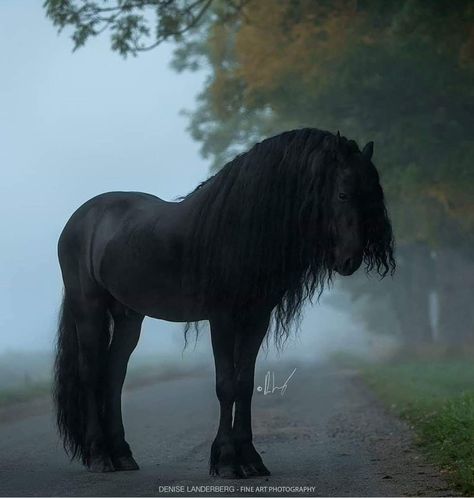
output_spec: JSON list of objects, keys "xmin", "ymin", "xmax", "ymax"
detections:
[{"xmin": 0, "ymin": 363, "xmax": 455, "ymax": 496}]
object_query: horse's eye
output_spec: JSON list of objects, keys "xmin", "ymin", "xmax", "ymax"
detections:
[{"xmin": 338, "ymin": 192, "xmax": 348, "ymax": 201}]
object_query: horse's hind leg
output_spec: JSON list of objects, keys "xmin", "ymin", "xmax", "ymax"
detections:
[
  {"xmin": 71, "ymin": 294, "xmax": 114, "ymax": 472},
  {"xmin": 104, "ymin": 303, "xmax": 143, "ymax": 471}
]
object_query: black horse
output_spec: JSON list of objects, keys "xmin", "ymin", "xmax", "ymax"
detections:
[{"xmin": 54, "ymin": 128, "xmax": 395, "ymax": 477}]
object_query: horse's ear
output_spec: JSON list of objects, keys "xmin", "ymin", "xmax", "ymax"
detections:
[
  {"xmin": 336, "ymin": 130, "xmax": 341, "ymax": 147},
  {"xmin": 362, "ymin": 141, "xmax": 374, "ymax": 160}
]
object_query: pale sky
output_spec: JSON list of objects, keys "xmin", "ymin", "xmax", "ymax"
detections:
[{"xmin": 0, "ymin": 1, "xmax": 208, "ymax": 352}]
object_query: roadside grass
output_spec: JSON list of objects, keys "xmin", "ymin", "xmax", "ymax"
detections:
[
  {"xmin": 361, "ymin": 360, "xmax": 474, "ymax": 495},
  {"xmin": 0, "ymin": 381, "xmax": 51, "ymax": 407},
  {"xmin": 0, "ymin": 355, "xmax": 209, "ymax": 409}
]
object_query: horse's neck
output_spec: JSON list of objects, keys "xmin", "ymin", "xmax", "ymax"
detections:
[
  {"xmin": 177, "ymin": 176, "xmax": 216, "ymax": 215},
  {"xmin": 164, "ymin": 181, "xmax": 213, "ymax": 243}
]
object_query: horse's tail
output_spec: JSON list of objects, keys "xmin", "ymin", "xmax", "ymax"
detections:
[
  {"xmin": 53, "ymin": 292, "xmax": 86, "ymax": 461},
  {"xmin": 53, "ymin": 292, "xmax": 111, "ymax": 463}
]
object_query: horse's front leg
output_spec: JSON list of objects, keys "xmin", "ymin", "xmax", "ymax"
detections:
[
  {"xmin": 233, "ymin": 313, "xmax": 271, "ymax": 477},
  {"xmin": 209, "ymin": 314, "xmax": 241, "ymax": 478}
]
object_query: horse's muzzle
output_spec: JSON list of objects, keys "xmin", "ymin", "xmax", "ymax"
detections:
[{"xmin": 335, "ymin": 256, "xmax": 362, "ymax": 276}]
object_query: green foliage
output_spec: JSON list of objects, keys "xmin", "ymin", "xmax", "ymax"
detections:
[
  {"xmin": 420, "ymin": 394, "xmax": 474, "ymax": 494},
  {"xmin": 363, "ymin": 361, "xmax": 474, "ymax": 494},
  {"xmin": 44, "ymin": 0, "xmax": 246, "ymax": 56}
]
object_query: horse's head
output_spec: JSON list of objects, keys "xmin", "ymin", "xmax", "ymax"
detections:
[{"xmin": 331, "ymin": 139, "xmax": 395, "ymax": 277}]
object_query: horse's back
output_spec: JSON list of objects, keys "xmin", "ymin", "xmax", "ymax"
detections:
[
  {"xmin": 58, "ymin": 191, "xmax": 167, "ymax": 292},
  {"xmin": 62, "ymin": 191, "xmax": 162, "ymax": 225}
]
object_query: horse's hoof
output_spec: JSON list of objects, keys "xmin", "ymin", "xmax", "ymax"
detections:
[
  {"xmin": 241, "ymin": 463, "xmax": 264, "ymax": 477},
  {"xmin": 237, "ymin": 443, "xmax": 271, "ymax": 476},
  {"xmin": 87, "ymin": 455, "xmax": 115, "ymax": 473},
  {"xmin": 112, "ymin": 455, "xmax": 140, "ymax": 471},
  {"xmin": 248, "ymin": 462, "xmax": 270, "ymax": 477},
  {"xmin": 211, "ymin": 464, "xmax": 244, "ymax": 479}
]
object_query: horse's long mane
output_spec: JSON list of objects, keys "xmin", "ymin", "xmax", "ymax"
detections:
[{"xmin": 183, "ymin": 128, "xmax": 395, "ymax": 345}]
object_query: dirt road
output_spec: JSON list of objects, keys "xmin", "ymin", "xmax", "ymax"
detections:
[{"xmin": 0, "ymin": 363, "xmax": 455, "ymax": 496}]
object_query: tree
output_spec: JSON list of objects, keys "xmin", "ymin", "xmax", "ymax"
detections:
[{"xmin": 169, "ymin": 0, "xmax": 474, "ymax": 345}]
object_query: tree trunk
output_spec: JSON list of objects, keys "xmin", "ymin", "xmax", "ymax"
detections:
[
  {"xmin": 389, "ymin": 242, "xmax": 435, "ymax": 344},
  {"xmin": 434, "ymin": 247, "xmax": 474, "ymax": 346}
]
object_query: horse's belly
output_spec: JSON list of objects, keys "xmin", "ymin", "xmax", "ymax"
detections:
[
  {"xmin": 104, "ymin": 270, "xmax": 207, "ymax": 323},
  {"xmin": 123, "ymin": 291, "xmax": 206, "ymax": 323}
]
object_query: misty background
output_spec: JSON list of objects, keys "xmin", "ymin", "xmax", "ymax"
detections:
[
  {"xmin": 0, "ymin": 2, "xmax": 384, "ymax": 389},
  {"xmin": 0, "ymin": 3, "xmax": 472, "ymax": 492}
]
